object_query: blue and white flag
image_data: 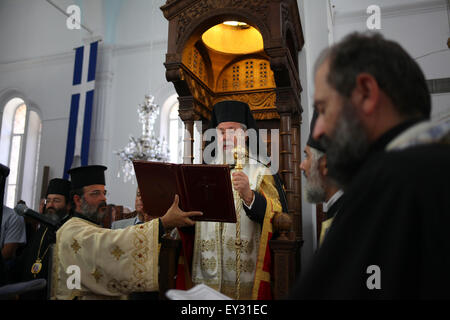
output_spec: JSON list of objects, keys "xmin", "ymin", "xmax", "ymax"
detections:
[{"xmin": 63, "ymin": 41, "xmax": 99, "ymax": 179}]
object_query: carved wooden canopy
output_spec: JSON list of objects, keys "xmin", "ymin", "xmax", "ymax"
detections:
[
  {"xmin": 160, "ymin": 0, "xmax": 306, "ymax": 297},
  {"xmin": 161, "ymin": 0, "xmax": 305, "ymax": 245},
  {"xmin": 160, "ymin": 0, "xmax": 304, "ymax": 124}
]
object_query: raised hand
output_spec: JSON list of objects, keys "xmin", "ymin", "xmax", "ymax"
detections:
[
  {"xmin": 160, "ymin": 195, "xmax": 203, "ymax": 231},
  {"xmin": 232, "ymin": 171, "xmax": 254, "ymax": 206}
]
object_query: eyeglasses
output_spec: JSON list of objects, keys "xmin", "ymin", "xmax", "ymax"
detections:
[
  {"xmin": 87, "ymin": 190, "xmax": 108, "ymax": 197},
  {"xmin": 45, "ymin": 198, "xmax": 64, "ymax": 205},
  {"xmin": 218, "ymin": 128, "xmax": 246, "ymax": 136}
]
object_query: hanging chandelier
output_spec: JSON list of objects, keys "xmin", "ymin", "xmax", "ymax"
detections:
[{"xmin": 115, "ymin": 94, "xmax": 169, "ymax": 183}]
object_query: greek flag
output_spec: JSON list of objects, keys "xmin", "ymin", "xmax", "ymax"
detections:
[{"xmin": 63, "ymin": 41, "xmax": 99, "ymax": 179}]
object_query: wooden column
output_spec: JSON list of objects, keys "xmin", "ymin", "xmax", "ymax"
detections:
[
  {"xmin": 270, "ymin": 238, "xmax": 298, "ymax": 299},
  {"xmin": 270, "ymin": 212, "xmax": 299, "ymax": 299},
  {"xmin": 291, "ymin": 114, "xmax": 302, "ymax": 243},
  {"xmin": 178, "ymin": 96, "xmax": 196, "ymax": 164},
  {"xmin": 279, "ymin": 113, "xmax": 295, "ymax": 217},
  {"xmin": 183, "ymin": 120, "xmax": 194, "ymax": 164}
]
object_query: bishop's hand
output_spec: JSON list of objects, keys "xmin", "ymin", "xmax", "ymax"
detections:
[
  {"xmin": 232, "ymin": 171, "xmax": 254, "ymax": 206},
  {"xmin": 160, "ymin": 194, "xmax": 203, "ymax": 231}
]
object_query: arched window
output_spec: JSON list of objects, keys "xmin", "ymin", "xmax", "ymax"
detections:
[
  {"xmin": 168, "ymin": 102, "xmax": 185, "ymax": 163},
  {"xmin": 160, "ymin": 94, "xmax": 184, "ymax": 164},
  {"xmin": 160, "ymin": 94, "xmax": 203, "ymax": 164},
  {"xmin": 0, "ymin": 98, "xmax": 42, "ymax": 208}
]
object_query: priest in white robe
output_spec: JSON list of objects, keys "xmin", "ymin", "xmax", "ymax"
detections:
[
  {"xmin": 176, "ymin": 101, "xmax": 287, "ymax": 300},
  {"xmin": 50, "ymin": 165, "xmax": 202, "ymax": 300}
]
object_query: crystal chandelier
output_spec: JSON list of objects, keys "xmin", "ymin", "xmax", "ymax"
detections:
[{"xmin": 115, "ymin": 94, "xmax": 169, "ymax": 183}]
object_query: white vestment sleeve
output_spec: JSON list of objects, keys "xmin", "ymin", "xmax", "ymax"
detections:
[{"xmin": 51, "ymin": 217, "xmax": 159, "ymax": 299}]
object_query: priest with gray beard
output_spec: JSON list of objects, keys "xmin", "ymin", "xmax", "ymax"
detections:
[
  {"xmin": 13, "ymin": 178, "xmax": 71, "ymax": 300},
  {"xmin": 299, "ymin": 111, "xmax": 343, "ymax": 247}
]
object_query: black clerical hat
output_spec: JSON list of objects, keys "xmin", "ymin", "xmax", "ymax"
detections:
[
  {"xmin": 0, "ymin": 164, "xmax": 10, "ymax": 179},
  {"xmin": 46, "ymin": 178, "xmax": 71, "ymax": 198},
  {"xmin": 209, "ymin": 100, "xmax": 257, "ymax": 130},
  {"xmin": 68, "ymin": 165, "xmax": 107, "ymax": 190},
  {"xmin": 307, "ymin": 110, "xmax": 326, "ymax": 152}
]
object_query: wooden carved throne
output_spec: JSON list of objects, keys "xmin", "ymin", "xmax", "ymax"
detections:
[{"xmin": 159, "ymin": 0, "xmax": 304, "ymax": 299}]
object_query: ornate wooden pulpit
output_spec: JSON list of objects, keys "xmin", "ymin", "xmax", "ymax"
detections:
[{"xmin": 160, "ymin": 0, "xmax": 304, "ymax": 299}]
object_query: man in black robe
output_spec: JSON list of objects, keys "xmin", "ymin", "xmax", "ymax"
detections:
[
  {"xmin": 290, "ymin": 32, "xmax": 450, "ymax": 299},
  {"xmin": 300, "ymin": 111, "xmax": 343, "ymax": 247},
  {"xmin": 15, "ymin": 178, "xmax": 71, "ymax": 299}
]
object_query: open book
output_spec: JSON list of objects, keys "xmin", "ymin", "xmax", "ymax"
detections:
[
  {"xmin": 166, "ymin": 284, "xmax": 233, "ymax": 300},
  {"xmin": 133, "ymin": 161, "xmax": 237, "ymax": 223}
]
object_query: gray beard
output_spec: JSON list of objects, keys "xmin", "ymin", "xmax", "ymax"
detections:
[
  {"xmin": 304, "ymin": 161, "xmax": 327, "ymax": 204},
  {"xmin": 321, "ymin": 99, "xmax": 370, "ymax": 188},
  {"xmin": 215, "ymin": 148, "xmax": 239, "ymax": 165},
  {"xmin": 80, "ymin": 199, "xmax": 106, "ymax": 224},
  {"xmin": 44, "ymin": 207, "xmax": 68, "ymax": 220}
]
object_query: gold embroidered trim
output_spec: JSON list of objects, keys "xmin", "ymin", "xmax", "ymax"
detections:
[
  {"xmin": 225, "ymin": 257, "xmax": 255, "ymax": 273},
  {"xmin": 222, "ymin": 281, "xmax": 253, "ymax": 300},
  {"xmin": 111, "ymin": 246, "xmax": 125, "ymax": 261},
  {"xmin": 91, "ymin": 268, "xmax": 103, "ymax": 283},
  {"xmin": 225, "ymin": 237, "xmax": 254, "ymax": 254},
  {"xmin": 105, "ymin": 221, "xmax": 158, "ymax": 295},
  {"xmin": 199, "ymin": 239, "xmax": 216, "ymax": 252},
  {"xmin": 132, "ymin": 223, "xmax": 150, "ymax": 280},
  {"xmin": 106, "ymin": 279, "xmax": 153, "ymax": 293},
  {"xmin": 71, "ymin": 239, "xmax": 81, "ymax": 254},
  {"xmin": 200, "ymin": 256, "xmax": 217, "ymax": 271},
  {"xmin": 252, "ymin": 186, "xmax": 281, "ymax": 300}
]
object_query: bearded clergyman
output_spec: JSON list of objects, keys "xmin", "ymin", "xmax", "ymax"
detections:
[
  {"xmin": 300, "ymin": 111, "xmax": 343, "ymax": 247},
  {"xmin": 176, "ymin": 100, "xmax": 288, "ymax": 300},
  {"xmin": 51, "ymin": 165, "xmax": 202, "ymax": 300}
]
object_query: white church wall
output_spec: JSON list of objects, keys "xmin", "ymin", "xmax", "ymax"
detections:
[
  {"xmin": 0, "ymin": 0, "xmax": 83, "ymax": 64},
  {"xmin": 106, "ymin": 0, "xmax": 174, "ymax": 209},
  {"xmin": 0, "ymin": 0, "xmax": 173, "ymax": 210},
  {"xmin": 332, "ymin": 0, "xmax": 450, "ymax": 119},
  {"xmin": 0, "ymin": 0, "xmax": 108, "ymax": 209},
  {"xmin": 297, "ymin": 0, "xmax": 332, "ymax": 272},
  {"xmin": 432, "ymin": 93, "xmax": 450, "ymax": 121}
]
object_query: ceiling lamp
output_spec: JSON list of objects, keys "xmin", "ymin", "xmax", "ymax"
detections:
[{"xmin": 202, "ymin": 22, "xmax": 263, "ymax": 55}]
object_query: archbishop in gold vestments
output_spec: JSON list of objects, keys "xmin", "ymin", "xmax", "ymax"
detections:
[
  {"xmin": 50, "ymin": 217, "xmax": 159, "ymax": 300},
  {"xmin": 191, "ymin": 161, "xmax": 282, "ymax": 300}
]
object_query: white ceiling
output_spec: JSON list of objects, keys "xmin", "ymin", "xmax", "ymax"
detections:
[{"xmin": 329, "ymin": 0, "xmax": 444, "ymax": 15}]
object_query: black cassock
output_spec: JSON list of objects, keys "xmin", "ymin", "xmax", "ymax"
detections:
[
  {"xmin": 14, "ymin": 226, "xmax": 54, "ymax": 300},
  {"xmin": 290, "ymin": 121, "xmax": 450, "ymax": 299}
]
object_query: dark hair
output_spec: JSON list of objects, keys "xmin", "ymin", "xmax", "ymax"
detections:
[
  {"xmin": 324, "ymin": 32, "xmax": 430, "ymax": 118},
  {"xmin": 70, "ymin": 187, "xmax": 84, "ymax": 209}
]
